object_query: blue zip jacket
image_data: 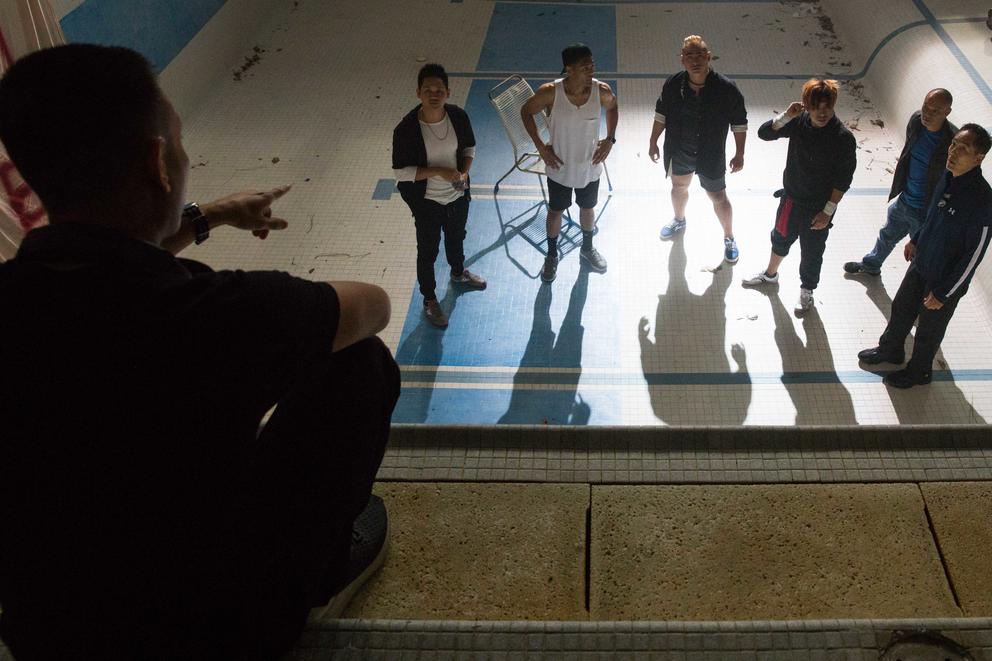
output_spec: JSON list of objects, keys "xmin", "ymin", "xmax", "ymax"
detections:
[{"xmin": 911, "ymin": 166, "xmax": 992, "ymax": 302}]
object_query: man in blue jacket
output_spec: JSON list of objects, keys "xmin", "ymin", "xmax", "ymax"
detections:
[
  {"xmin": 844, "ymin": 89, "xmax": 956, "ymax": 275},
  {"xmin": 859, "ymin": 124, "xmax": 992, "ymax": 388}
]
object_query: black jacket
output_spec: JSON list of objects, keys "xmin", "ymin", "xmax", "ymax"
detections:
[
  {"xmin": 758, "ymin": 113, "xmax": 857, "ymax": 209},
  {"xmin": 654, "ymin": 69, "xmax": 748, "ymax": 180},
  {"xmin": 889, "ymin": 111, "xmax": 957, "ymax": 204},
  {"xmin": 392, "ymin": 104, "xmax": 475, "ymax": 210},
  {"xmin": 911, "ymin": 167, "xmax": 992, "ymax": 302}
]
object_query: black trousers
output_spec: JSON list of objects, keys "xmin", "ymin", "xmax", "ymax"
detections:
[
  {"xmin": 769, "ymin": 195, "xmax": 831, "ymax": 290},
  {"xmin": 1, "ymin": 337, "xmax": 400, "ymax": 661},
  {"xmin": 414, "ymin": 196, "xmax": 469, "ymax": 300},
  {"xmin": 879, "ymin": 263, "xmax": 964, "ymax": 378},
  {"xmin": 239, "ymin": 336, "xmax": 400, "ymax": 659}
]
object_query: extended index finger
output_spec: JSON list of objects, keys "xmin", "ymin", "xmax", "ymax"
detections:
[{"xmin": 260, "ymin": 184, "xmax": 293, "ymax": 204}]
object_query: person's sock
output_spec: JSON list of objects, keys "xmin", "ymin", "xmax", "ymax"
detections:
[
  {"xmin": 582, "ymin": 230, "xmax": 593, "ymax": 251},
  {"xmin": 547, "ymin": 235, "xmax": 558, "ymax": 256}
]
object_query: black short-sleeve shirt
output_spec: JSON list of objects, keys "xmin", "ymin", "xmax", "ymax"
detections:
[{"xmin": 0, "ymin": 223, "xmax": 339, "ymax": 649}]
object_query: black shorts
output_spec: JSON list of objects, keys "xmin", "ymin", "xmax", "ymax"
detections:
[
  {"xmin": 669, "ymin": 153, "xmax": 726, "ymax": 192},
  {"xmin": 547, "ymin": 177, "xmax": 600, "ymax": 211}
]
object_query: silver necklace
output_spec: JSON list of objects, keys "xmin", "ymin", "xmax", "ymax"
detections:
[{"xmin": 422, "ymin": 113, "xmax": 450, "ymax": 140}]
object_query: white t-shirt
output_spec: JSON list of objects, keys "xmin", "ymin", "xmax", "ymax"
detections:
[{"xmin": 392, "ymin": 114, "xmax": 476, "ymax": 205}]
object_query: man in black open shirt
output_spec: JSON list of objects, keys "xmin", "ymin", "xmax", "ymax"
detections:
[
  {"xmin": 742, "ymin": 79, "xmax": 857, "ymax": 316},
  {"xmin": 858, "ymin": 124, "xmax": 992, "ymax": 388},
  {"xmin": 0, "ymin": 45, "xmax": 399, "ymax": 659}
]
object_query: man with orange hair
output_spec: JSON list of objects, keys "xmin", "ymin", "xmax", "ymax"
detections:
[
  {"xmin": 743, "ymin": 78, "xmax": 857, "ymax": 315},
  {"xmin": 650, "ymin": 35, "xmax": 748, "ymax": 264}
]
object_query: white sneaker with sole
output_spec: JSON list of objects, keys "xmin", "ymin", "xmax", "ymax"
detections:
[
  {"xmin": 794, "ymin": 287, "xmax": 814, "ymax": 315},
  {"xmin": 741, "ymin": 271, "xmax": 779, "ymax": 287}
]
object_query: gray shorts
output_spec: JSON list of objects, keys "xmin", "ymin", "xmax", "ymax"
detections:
[{"xmin": 670, "ymin": 154, "xmax": 726, "ymax": 193}]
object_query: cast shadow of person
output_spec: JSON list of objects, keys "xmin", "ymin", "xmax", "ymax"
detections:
[
  {"xmin": 847, "ymin": 274, "xmax": 987, "ymax": 425},
  {"xmin": 761, "ymin": 290, "xmax": 857, "ymax": 425},
  {"xmin": 498, "ymin": 264, "xmax": 591, "ymax": 424},
  {"xmin": 638, "ymin": 237, "xmax": 750, "ymax": 425},
  {"xmin": 393, "ymin": 286, "xmax": 469, "ymax": 423}
]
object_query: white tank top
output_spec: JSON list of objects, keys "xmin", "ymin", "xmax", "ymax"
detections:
[{"xmin": 547, "ymin": 77, "xmax": 603, "ymax": 189}]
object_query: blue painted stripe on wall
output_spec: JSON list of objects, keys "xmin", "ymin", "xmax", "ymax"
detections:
[
  {"xmin": 478, "ymin": 2, "xmax": 617, "ymax": 73},
  {"xmin": 60, "ymin": 0, "xmax": 226, "ymax": 73},
  {"xmin": 911, "ymin": 0, "xmax": 992, "ymax": 106}
]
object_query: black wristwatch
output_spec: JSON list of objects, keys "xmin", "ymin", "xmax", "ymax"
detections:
[
  {"xmin": 607, "ymin": 135, "xmax": 616, "ymax": 145},
  {"xmin": 182, "ymin": 202, "xmax": 210, "ymax": 245}
]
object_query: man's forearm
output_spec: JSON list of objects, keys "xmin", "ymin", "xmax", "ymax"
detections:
[
  {"xmin": 160, "ymin": 202, "xmax": 226, "ymax": 255},
  {"xmin": 605, "ymin": 107, "xmax": 619, "ymax": 139},
  {"xmin": 733, "ymin": 131, "xmax": 746, "ymax": 155},
  {"xmin": 650, "ymin": 120, "xmax": 665, "ymax": 145},
  {"xmin": 521, "ymin": 113, "xmax": 544, "ymax": 149}
]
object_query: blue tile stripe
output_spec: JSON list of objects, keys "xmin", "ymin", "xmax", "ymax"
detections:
[
  {"xmin": 372, "ymin": 178, "xmax": 397, "ymax": 200},
  {"xmin": 374, "ymin": 184, "xmax": 891, "ymax": 200},
  {"xmin": 400, "ymin": 368, "xmax": 992, "ymax": 386},
  {"xmin": 912, "ymin": 1, "xmax": 992, "ymax": 106},
  {"xmin": 60, "ymin": 0, "xmax": 225, "ymax": 73}
]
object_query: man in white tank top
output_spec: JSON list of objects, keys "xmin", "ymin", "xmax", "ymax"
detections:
[{"xmin": 521, "ymin": 44, "xmax": 618, "ymax": 283}]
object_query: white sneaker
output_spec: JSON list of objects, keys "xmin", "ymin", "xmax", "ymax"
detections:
[
  {"xmin": 741, "ymin": 271, "xmax": 779, "ymax": 287},
  {"xmin": 795, "ymin": 287, "xmax": 814, "ymax": 315}
]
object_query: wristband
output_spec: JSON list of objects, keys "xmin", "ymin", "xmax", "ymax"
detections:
[
  {"xmin": 823, "ymin": 201, "xmax": 837, "ymax": 216},
  {"xmin": 772, "ymin": 112, "xmax": 793, "ymax": 130},
  {"xmin": 182, "ymin": 202, "xmax": 210, "ymax": 244}
]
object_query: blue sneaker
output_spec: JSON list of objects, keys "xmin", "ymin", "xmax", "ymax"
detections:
[
  {"xmin": 724, "ymin": 237, "xmax": 739, "ymax": 264},
  {"xmin": 660, "ymin": 218, "xmax": 686, "ymax": 240}
]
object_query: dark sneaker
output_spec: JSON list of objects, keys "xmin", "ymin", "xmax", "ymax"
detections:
[
  {"xmin": 541, "ymin": 254, "xmax": 558, "ymax": 283},
  {"xmin": 424, "ymin": 299, "xmax": 448, "ymax": 328},
  {"xmin": 580, "ymin": 247, "xmax": 607, "ymax": 273},
  {"xmin": 451, "ymin": 269, "xmax": 487, "ymax": 289},
  {"xmin": 312, "ymin": 494, "xmax": 390, "ymax": 619},
  {"xmin": 883, "ymin": 369, "xmax": 932, "ymax": 389},
  {"xmin": 843, "ymin": 261, "xmax": 880, "ymax": 276},
  {"xmin": 858, "ymin": 346, "xmax": 905, "ymax": 365}
]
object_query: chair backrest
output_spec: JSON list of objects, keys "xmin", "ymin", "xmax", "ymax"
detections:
[{"xmin": 488, "ymin": 75, "xmax": 550, "ymax": 159}]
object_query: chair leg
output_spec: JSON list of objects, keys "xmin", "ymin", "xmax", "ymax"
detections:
[{"xmin": 494, "ymin": 162, "xmax": 517, "ymax": 195}]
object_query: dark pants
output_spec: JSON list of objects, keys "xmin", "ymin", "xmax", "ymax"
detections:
[
  {"xmin": 879, "ymin": 263, "xmax": 964, "ymax": 378},
  {"xmin": 770, "ymin": 195, "xmax": 831, "ymax": 290},
  {"xmin": 414, "ymin": 196, "xmax": 469, "ymax": 300},
  {"xmin": 240, "ymin": 336, "xmax": 400, "ymax": 659},
  {"xmin": 1, "ymin": 337, "xmax": 400, "ymax": 661}
]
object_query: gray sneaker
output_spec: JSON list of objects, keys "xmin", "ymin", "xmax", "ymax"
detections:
[
  {"xmin": 794, "ymin": 287, "xmax": 814, "ymax": 316},
  {"xmin": 451, "ymin": 268, "xmax": 487, "ymax": 289},
  {"xmin": 541, "ymin": 254, "xmax": 558, "ymax": 283},
  {"xmin": 741, "ymin": 271, "xmax": 779, "ymax": 287},
  {"xmin": 424, "ymin": 299, "xmax": 448, "ymax": 328},
  {"xmin": 580, "ymin": 247, "xmax": 607, "ymax": 273}
]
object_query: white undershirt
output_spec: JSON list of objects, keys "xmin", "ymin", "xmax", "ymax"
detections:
[{"xmin": 393, "ymin": 114, "xmax": 476, "ymax": 205}]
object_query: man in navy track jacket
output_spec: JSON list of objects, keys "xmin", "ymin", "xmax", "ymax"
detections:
[{"xmin": 858, "ymin": 124, "xmax": 992, "ymax": 388}]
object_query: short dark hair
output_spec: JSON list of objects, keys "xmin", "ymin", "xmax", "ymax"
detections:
[
  {"xmin": 959, "ymin": 123, "xmax": 992, "ymax": 155},
  {"xmin": 417, "ymin": 63, "xmax": 448, "ymax": 89},
  {"xmin": 0, "ymin": 44, "xmax": 165, "ymax": 215},
  {"xmin": 561, "ymin": 43, "xmax": 593, "ymax": 70}
]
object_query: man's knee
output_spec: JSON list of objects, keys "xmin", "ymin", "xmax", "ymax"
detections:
[
  {"xmin": 333, "ymin": 337, "xmax": 400, "ymax": 397},
  {"xmin": 706, "ymin": 190, "xmax": 729, "ymax": 205}
]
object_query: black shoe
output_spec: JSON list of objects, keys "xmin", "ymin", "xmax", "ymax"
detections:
[
  {"xmin": 858, "ymin": 346, "xmax": 905, "ymax": 365},
  {"xmin": 312, "ymin": 495, "xmax": 389, "ymax": 619},
  {"xmin": 883, "ymin": 369, "xmax": 932, "ymax": 389},
  {"xmin": 844, "ymin": 261, "xmax": 880, "ymax": 275}
]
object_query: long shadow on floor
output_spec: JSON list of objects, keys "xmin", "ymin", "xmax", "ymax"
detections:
[
  {"xmin": 499, "ymin": 264, "xmax": 591, "ymax": 424},
  {"xmin": 394, "ymin": 287, "xmax": 469, "ymax": 424},
  {"xmin": 763, "ymin": 290, "xmax": 857, "ymax": 425},
  {"xmin": 639, "ymin": 237, "xmax": 751, "ymax": 425},
  {"xmin": 847, "ymin": 274, "xmax": 987, "ymax": 425}
]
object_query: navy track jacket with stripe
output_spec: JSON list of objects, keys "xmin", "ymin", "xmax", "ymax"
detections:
[{"xmin": 911, "ymin": 166, "xmax": 992, "ymax": 303}]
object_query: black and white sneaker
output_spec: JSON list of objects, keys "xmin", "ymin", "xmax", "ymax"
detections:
[{"xmin": 311, "ymin": 494, "xmax": 389, "ymax": 620}]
